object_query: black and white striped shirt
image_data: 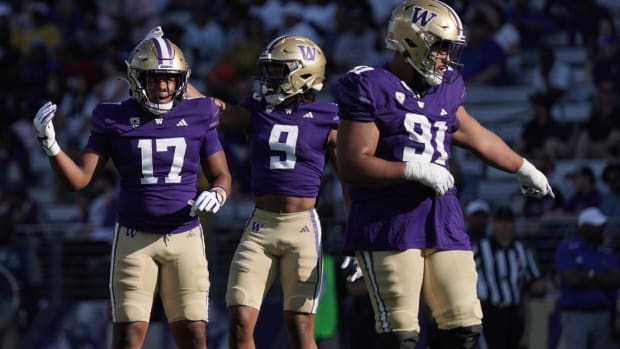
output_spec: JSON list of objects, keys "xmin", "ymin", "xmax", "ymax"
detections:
[{"xmin": 473, "ymin": 237, "xmax": 541, "ymax": 307}]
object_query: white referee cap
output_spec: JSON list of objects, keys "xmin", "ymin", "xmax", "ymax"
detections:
[{"xmin": 578, "ymin": 207, "xmax": 607, "ymax": 227}]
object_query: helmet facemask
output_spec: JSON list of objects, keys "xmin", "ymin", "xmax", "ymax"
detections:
[
  {"xmin": 385, "ymin": 0, "xmax": 466, "ymax": 86},
  {"xmin": 126, "ymin": 37, "xmax": 190, "ymax": 115},
  {"xmin": 252, "ymin": 35, "xmax": 326, "ymax": 106}
]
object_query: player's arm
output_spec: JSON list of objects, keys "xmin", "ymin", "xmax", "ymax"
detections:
[
  {"xmin": 452, "ymin": 105, "xmax": 523, "ymax": 172},
  {"xmin": 33, "ymin": 101, "xmax": 103, "ymax": 190},
  {"xmin": 336, "ymin": 119, "xmax": 406, "ymax": 187},
  {"xmin": 453, "ymin": 105, "xmax": 553, "ymax": 198},
  {"xmin": 50, "ymin": 150, "xmax": 105, "ymax": 191},
  {"xmin": 336, "ymin": 120, "xmax": 453, "ymax": 195},
  {"xmin": 185, "ymin": 83, "xmax": 251, "ymax": 129},
  {"xmin": 327, "ymin": 129, "xmax": 350, "ymax": 211}
]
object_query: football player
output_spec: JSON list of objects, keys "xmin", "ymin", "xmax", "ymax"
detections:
[
  {"xmin": 187, "ymin": 35, "xmax": 344, "ymax": 349},
  {"xmin": 335, "ymin": 1, "xmax": 554, "ymax": 348},
  {"xmin": 32, "ymin": 30, "xmax": 231, "ymax": 349}
]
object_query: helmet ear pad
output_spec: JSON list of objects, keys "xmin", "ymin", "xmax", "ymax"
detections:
[
  {"xmin": 253, "ymin": 35, "xmax": 326, "ymax": 105},
  {"xmin": 126, "ymin": 37, "xmax": 190, "ymax": 115}
]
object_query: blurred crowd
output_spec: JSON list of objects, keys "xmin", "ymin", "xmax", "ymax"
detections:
[{"xmin": 1, "ymin": 0, "xmax": 620, "ymax": 348}]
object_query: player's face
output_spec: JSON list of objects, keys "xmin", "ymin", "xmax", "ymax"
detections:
[
  {"xmin": 430, "ymin": 41, "xmax": 450, "ymax": 76},
  {"xmin": 261, "ymin": 63, "xmax": 288, "ymax": 91},
  {"xmin": 145, "ymin": 73, "xmax": 178, "ymax": 104}
]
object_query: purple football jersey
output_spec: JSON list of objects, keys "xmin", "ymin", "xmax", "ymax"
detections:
[
  {"xmin": 86, "ymin": 98, "xmax": 223, "ymax": 234},
  {"xmin": 337, "ymin": 65, "xmax": 471, "ymax": 251},
  {"xmin": 241, "ymin": 97, "xmax": 338, "ymax": 197}
]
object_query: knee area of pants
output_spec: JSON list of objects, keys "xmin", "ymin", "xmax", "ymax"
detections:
[
  {"xmin": 115, "ymin": 304, "xmax": 150, "ymax": 323},
  {"xmin": 226, "ymin": 287, "xmax": 252, "ymax": 307},
  {"xmin": 434, "ymin": 300, "xmax": 483, "ymax": 329}
]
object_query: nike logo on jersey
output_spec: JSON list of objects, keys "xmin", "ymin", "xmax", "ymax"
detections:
[
  {"xmin": 299, "ymin": 226, "xmax": 310, "ymax": 233},
  {"xmin": 176, "ymin": 119, "xmax": 188, "ymax": 127},
  {"xmin": 303, "ymin": 112, "xmax": 314, "ymax": 119},
  {"xmin": 417, "ymin": 101, "xmax": 425, "ymax": 108}
]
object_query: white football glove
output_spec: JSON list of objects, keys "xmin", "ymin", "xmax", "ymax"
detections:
[
  {"xmin": 516, "ymin": 158, "xmax": 555, "ymax": 199},
  {"xmin": 404, "ymin": 162, "xmax": 455, "ymax": 195},
  {"xmin": 340, "ymin": 256, "xmax": 363, "ymax": 282},
  {"xmin": 189, "ymin": 190, "xmax": 222, "ymax": 216},
  {"xmin": 33, "ymin": 101, "xmax": 60, "ymax": 156}
]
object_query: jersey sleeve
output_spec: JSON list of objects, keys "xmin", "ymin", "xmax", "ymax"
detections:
[
  {"xmin": 336, "ymin": 70, "xmax": 377, "ymax": 122},
  {"xmin": 86, "ymin": 104, "xmax": 112, "ymax": 158},
  {"xmin": 200, "ymin": 99, "xmax": 224, "ymax": 156}
]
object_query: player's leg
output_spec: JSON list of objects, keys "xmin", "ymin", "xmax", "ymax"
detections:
[
  {"xmin": 422, "ymin": 249, "xmax": 482, "ymax": 349},
  {"xmin": 279, "ymin": 209, "xmax": 323, "ymax": 349},
  {"xmin": 356, "ymin": 250, "xmax": 424, "ymax": 349},
  {"xmin": 109, "ymin": 225, "xmax": 159, "ymax": 349},
  {"xmin": 226, "ymin": 209, "xmax": 280, "ymax": 349},
  {"xmin": 158, "ymin": 226, "xmax": 209, "ymax": 349}
]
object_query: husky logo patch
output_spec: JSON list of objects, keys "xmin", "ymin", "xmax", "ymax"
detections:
[
  {"xmin": 129, "ymin": 117, "xmax": 141, "ymax": 128},
  {"xmin": 411, "ymin": 6, "xmax": 438, "ymax": 27}
]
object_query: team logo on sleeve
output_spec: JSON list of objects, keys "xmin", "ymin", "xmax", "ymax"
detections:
[
  {"xmin": 129, "ymin": 117, "xmax": 141, "ymax": 128},
  {"xmin": 411, "ymin": 6, "xmax": 438, "ymax": 26},
  {"xmin": 395, "ymin": 91, "xmax": 405, "ymax": 105}
]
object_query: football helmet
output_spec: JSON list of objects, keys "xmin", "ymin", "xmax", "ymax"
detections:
[
  {"xmin": 253, "ymin": 35, "xmax": 326, "ymax": 105},
  {"xmin": 126, "ymin": 37, "xmax": 190, "ymax": 115},
  {"xmin": 385, "ymin": 0, "xmax": 466, "ymax": 86}
]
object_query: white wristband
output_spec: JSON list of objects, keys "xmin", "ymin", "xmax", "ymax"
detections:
[{"xmin": 44, "ymin": 141, "xmax": 60, "ymax": 157}]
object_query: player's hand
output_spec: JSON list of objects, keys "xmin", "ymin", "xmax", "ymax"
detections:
[
  {"xmin": 33, "ymin": 101, "xmax": 60, "ymax": 156},
  {"xmin": 189, "ymin": 190, "xmax": 222, "ymax": 216},
  {"xmin": 516, "ymin": 159, "xmax": 555, "ymax": 199},
  {"xmin": 404, "ymin": 162, "xmax": 454, "ymax": 195},
  {"xmin": 340, "ymin": 256, "xmax": 363, "ymax": 282}
]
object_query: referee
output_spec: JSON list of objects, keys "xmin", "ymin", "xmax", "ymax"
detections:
[{"xmin": 473, "ymin": 206, "xmax": 552, "ymax": 349}]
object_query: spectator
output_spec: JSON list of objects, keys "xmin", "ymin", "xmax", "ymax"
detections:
[
  {"xmin": 461, "ymin": 13, "xmax": 508, "ymax": 85},
  {"xmin": 465, "ymin": 199, "xmax": 491, "ymax": 244},
  {"xmin": 482, "ymin": 1, "xmax": 522, "ymax": 80},
  {"xmin": 278, "ymin": 2, "xmax": 322, "ymax": 47},
  {"xmin": 182, "ymin": 9, "xmax": 225, "ymax": 79},
  {"xmin": 563, "ymin": 165, "xmax": 603, "ymax": 214},
  {"xmin": 555, "ymin": 207, "xmax": 620, "ymax": 349},
  {"xmin": 586, "ymin": 16, "xmax": 620, "ymax": 88},
  {"xmin": 530, "ymin": 45, "xmax": 572, "ymax": 104},
  {"xmin": 508, "ymin": 0, "xmax": 556, "ymax": 49},
  {"xmin": 331, "ymin": 7, "xmax": 378, "ymax": 72},
  {"xmin": 515, "ymin": 92, "xmax": 571, "ymax": 159},
  {"xmin": 474, "ymin": 206, "xmax": 553, "ymax": 349},
  {"xmin": 0, "ymin": 183, "xmax": 44, "ymax": 349},
  {"xmin": 600, "ymin": 162, "xmax": 620, "ymax": 216},
  {"xmin": 574, "ymin": 80, "xmax": 620, "ymax": 159}
]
